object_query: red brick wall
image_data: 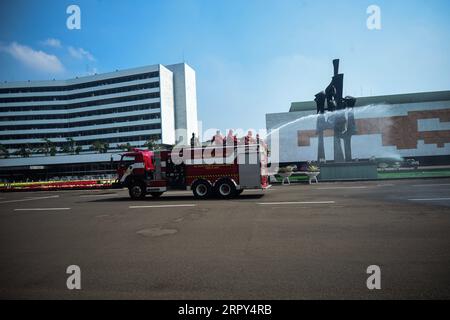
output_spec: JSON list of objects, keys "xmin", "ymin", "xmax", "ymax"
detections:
[{"xmin": 298, "ymin": 108, "xmax": 450, "ymax": 150}]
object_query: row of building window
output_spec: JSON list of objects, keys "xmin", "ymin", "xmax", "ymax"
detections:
[
  {"xmin": 0, "ymin": 162, "xmax": 116, "ymax": 181},
  {"xmin": 3, "ymin": 134, "xmax": 161, "ymax": 150},
  {"xmin": 0, "ymin": 92, "xmax": 160, "ymax": 112},
  {"xmin": 0, "ymin": 71, "xmax": 159, "ymax": 94},
  {"xmin": 0, "ymin": 82, "xmax": 159, "ymax": 103},
  {"xmin": 0, "ymin": 124, "xmax": 161, "ymax": 140},
  {"xmin": 0, "ymin": 113, "xmax": 161, "ymax": 131},
  {"xmin": 0, "ymin": 103, "xmax": 161, "ymax": 121}
]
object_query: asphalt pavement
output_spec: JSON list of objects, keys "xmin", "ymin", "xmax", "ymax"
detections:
[{"xmin": 0, "ymin": 178, "xmax": 449, "ymax": 299}]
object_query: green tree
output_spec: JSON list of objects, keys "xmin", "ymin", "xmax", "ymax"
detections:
[
  {"xmin": 0, "ymin": 144, "xmax": 10, "ymax": 159},
  {"xmin": 50, "ymin": 145, "xmax": 57, "ymax": 156},
  {"xmin": 118, "ymin": 143, "xmax": 133, "ymax": 151},
  {"xmin": 90, "ymin": 141, "xmax": 103, "ymax": 154},
  {"xmin": 62, "ymin": 138, "xmax": 76, "ymax": 154},
  {"xmin": 144, "ymin": 139, "xmax": 161, "ymax": 151},
  {"xmin": 75, "ymin": 145, "xmax": 82, "ymax": 155},
  {"xmin": 39, "ymin": 138, "xmax": 55, "ymax": 156},
  {"xmin": 102, "ymin": 142, "xmax": 109, "ymax": 153},
  {"xmin": 61, "ymin": 144, "xmax": 71, "ymax": 154},
  {"xmin": 90, "ymin": 141, "xmax": 109, "ymax": 154},
  {"xmin": 14, "ymin": 146, "xmax": 31, "ymax": 158}
]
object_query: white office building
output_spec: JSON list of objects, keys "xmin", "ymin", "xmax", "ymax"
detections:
[{"xmin": 0, "ymin": 63, "xmax": 198, "ymax": 180}]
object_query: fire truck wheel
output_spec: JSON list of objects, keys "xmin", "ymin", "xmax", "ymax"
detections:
[
  {"xmin": 129, "ymin": 182, "xmax": 146, "ymax": 200},
  {"xmin": 192, "ymin": 180, "xmax": 212, "ymax": 199},
  {"xmin": 215, "ymin": 179, "xmax": 237, "ymax": 199}
]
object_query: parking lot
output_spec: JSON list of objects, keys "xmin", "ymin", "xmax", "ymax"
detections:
[{"xmin": 0, "ymin": 178, "xmax": 449, "ymax": 299}]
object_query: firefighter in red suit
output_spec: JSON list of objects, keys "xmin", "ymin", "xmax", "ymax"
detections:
[
  {"xmin": 245, "ymin": 130, "xmax": 256, "ymax": 145},
  {"xmin": 226, "ymin": 129, "xmax": 237, "ymax": 146},
  {"xmin": 211, "ymin": 130, "xmax": 224, "ymax": 145}
]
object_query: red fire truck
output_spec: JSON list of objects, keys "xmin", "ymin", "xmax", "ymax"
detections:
[{"xmin": 113, "ymin": 144, "xmax": 270, "ymax": 200}]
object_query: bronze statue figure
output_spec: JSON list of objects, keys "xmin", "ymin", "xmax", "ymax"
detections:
[{"xmin": 314, "ymin": 59, "xmax": 357, "ymax": 163}]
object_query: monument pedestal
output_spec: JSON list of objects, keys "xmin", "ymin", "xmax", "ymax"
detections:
[{"xmin": 319, "ymin": 162, "xmax": 378, "ymax": 181}]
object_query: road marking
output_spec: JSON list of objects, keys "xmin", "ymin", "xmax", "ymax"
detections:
[
  {"xmin": 316, "ymin": 186, "xmax": 369, "ymax": 190},
  {"xmin": 14, "ymin": 208, "xmax": 71, "ymax": 211},
  {"xmin": 258, "ymin": 201, "xmax": 335, "ymax": 205},
  {"xmin": 129, "ymin": 204, "xmax": 197, "ymax": 209},
  {"xmin": 408, "ymin": 198, "xmax": 450, "ymax": 201},
  {"xmin": 412, "ymin": 184, "xmax": 450, "ymax": 187},
  {"xmin": 0, "ymin": 195, "xmax": 59, "ymax": 204},
  {"xmin": 80, "ymin": 193, "xmax": 118, "ymax": 197}
]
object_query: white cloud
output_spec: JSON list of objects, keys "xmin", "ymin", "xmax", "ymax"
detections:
[
  {"xmin": 68, "ymin": 46, "xmax": 95, "ymax": 62},
  {"xmin": 41, "ymin": 38, "xmax": 62, "ymax": 48},
  {"xmin": 0, "ymin": 42, "xmax": 64, "ymax": 73}
]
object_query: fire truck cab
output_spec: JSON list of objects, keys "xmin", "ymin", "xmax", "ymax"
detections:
[{"xmin": 115, "ymin": 144, "xmax": 269, "ymax": 200}]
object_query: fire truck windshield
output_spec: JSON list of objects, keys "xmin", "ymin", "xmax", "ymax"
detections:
[{"xmin": 119, "ymin": 155, "xmax": 136, "ymax": 168}]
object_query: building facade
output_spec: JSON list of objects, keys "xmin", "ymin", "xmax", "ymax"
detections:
[
  {"xmin": 0, "ymin": 63, "xmax": 198, "ymax": 181},
  {"xmin": 266, "ymin": 90, "xmax": 450, "ymax": 166}
]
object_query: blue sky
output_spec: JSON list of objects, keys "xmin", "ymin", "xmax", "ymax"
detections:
[{"xmin": 0, "ymin": 0, "xmax": 449, "ymax": 132}]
